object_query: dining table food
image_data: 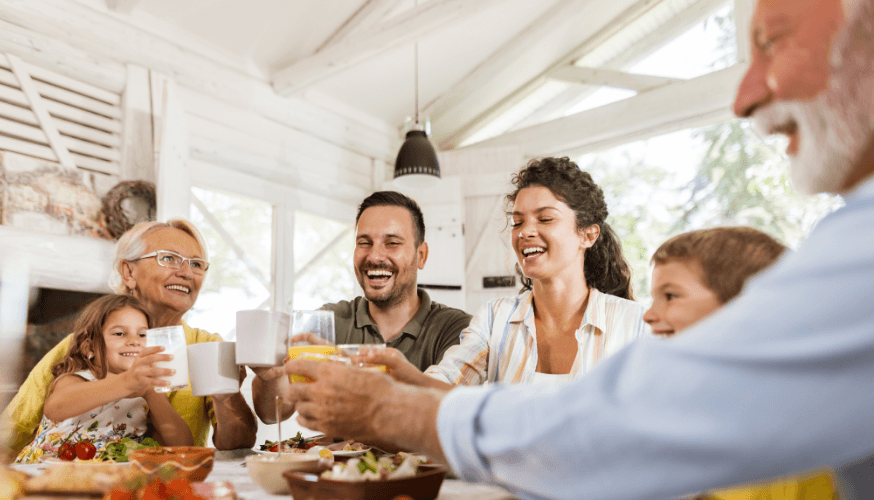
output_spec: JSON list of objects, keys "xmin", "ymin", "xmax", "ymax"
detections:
[
  {"xmin": 22, "ymin": 461, "xmax": 147, "ymax": 495},
  {"xmin": 102, "ymin": 476, "xmax": 236, "ymax": 500}
]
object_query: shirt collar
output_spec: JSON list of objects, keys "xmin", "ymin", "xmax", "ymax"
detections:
[
  {"xmin": 355, "ymin": 288, "xmax": 433, "ymax": 339},
  {"xmin": 508, "ymin": 288, "xmax": 609, "ymax": 334}
]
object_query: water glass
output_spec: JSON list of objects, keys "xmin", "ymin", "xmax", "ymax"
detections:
[{"xmin": 146, "ymin": 325, "xmax": 189, "ymax": 393}]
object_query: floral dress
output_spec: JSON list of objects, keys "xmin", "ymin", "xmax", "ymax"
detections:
[{"xmin": 14, "ymin": 370, "xmax": 149, "ymax": 463}]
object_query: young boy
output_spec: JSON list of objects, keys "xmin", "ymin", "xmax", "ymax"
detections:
[
  {"xmin": 644, "ymin": 226, "xmax": 787, "ymax": 335},
  {"xmin": 644, "ymin": 227, "xmax": 835, "ymax": 499}
]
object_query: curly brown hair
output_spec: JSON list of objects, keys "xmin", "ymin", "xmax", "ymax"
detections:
[
  {"xmin": 506, "ymin": 157, "xmax": 635, "ymax": 300},
  {"xmin": 49, "ymin": 295, "xmax": 152, "ymax": 393}
]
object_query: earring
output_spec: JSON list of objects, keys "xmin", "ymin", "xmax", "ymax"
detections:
[{"xmin": 88, "ymin": 353, "xmax": 94, "ymax": 360}]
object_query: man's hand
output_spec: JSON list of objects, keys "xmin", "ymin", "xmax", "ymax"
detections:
[
  {"xmin": 283, "ymin": 359, "xmax": 390, "ymax": 444},
  {"xmin": 281, "ymin": 358, "xmax": 449, "ymax": 462},
  {"xmin": 289, "ymin": 332, "xmax": 334, "ymax": 346}
]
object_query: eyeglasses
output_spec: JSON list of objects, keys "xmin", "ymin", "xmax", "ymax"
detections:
[{"xmin": 134, "ymin": 250, "xmax": 210, "ymax": 274}]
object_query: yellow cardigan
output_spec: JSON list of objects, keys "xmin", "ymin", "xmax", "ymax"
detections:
[{"xmin": 1, "ymin": 322, "xmax": 222, "ymax": 456}]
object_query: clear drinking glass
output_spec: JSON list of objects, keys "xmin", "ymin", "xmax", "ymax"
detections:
[
  {"xmin": 287, "ymin": 310, "xmax": 336, "ymax": 383},
  {"xmin": 146, "ymin": 325, "xmax": 190, "ymax": 393}
]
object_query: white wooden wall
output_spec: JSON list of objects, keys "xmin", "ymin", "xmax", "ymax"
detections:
[
  {"xmin": 0, "ymin": 0, "xmax": 396, "ymax": 295},
  {"xmin": 438, "ymin": 146, "xmax": 524, "ymax": 314}
]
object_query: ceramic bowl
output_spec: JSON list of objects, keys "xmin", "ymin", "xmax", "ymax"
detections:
[
  {"xmin": 283, "ymin": 464, "xmax": 448, "ymax": 500},
  {"xmin": 246, "ymin": 454, "xmax": 323, "ymax": 494},
  {"xmin": 129, "ymin": 446, "xmax": 215, "ymax": 482}
]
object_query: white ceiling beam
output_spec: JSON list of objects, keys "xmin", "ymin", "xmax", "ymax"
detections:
[
  {"xmin": 422, "ymin": 0, "xmax": 592, "ymax": 121},
  {"xmin": 105, "ymin": 0, "xmax": 141, "ymax": 14},
  {"xmin": 471, "ymin": 63, "xmax": 746, "ymax": 158},
  {"xmin": 272, "ymin": 0, "xmax": 509, "ymax": 96},
  {"xmin": 434, "ymin": 0, "xmax": 660, "ymax": 150},
  {"xmin": 734, "ymin": 0, "xmax": 755, "ymax": 64},
  {"xmin": 550, "ymin": 66, "xmax": 682, "ymax": 92},
  {"xmin": 436, "ymin": 0, "xmax": 729, "ymax": 150},
  {"xmin": 515, "ymin": 0, "xmax": 727, "ymax": 131},
  {"xmin": 315, "ymin": 0, "xmax": 406, "ymax": 52}
]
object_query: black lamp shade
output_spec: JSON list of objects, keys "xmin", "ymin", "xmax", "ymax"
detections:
[{"xmin": 393, "ymin": 130, "xmax": 441, "ymax": 189}]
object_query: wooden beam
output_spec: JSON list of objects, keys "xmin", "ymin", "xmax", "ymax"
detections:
[
  {"xmin": 106, "ymin": 0, "xmax": 141, "ymax": 14},
  {"xmin": 734, "ymin": 0, "xmax": 755, "ymax": 64},
  {"xmin": 434, "ymin": 0, "xmax": 661, "ymax": 150},
  {"xmin": 422, "ymin": 0, "xmax": 591, "ymax": 121},
  {"xmin": 472, "ymin": 64, "xmax": 746, "ymax": 158},
  {"xmin": 436, "ymin": 0, "xmax": 728, "ymax": 150},
  {"xmin": 550, "ymin": 66, "xmax": 681, "ymax": 92},
  {"xmin": 315, "ymin": 0, "xmax": 405, "ymax": 52},
  {"xmin": 6, "ymin": 54, "xmax": 76, "ymax": 169},
  {"xmin": 272, "ymin": 0, "xmax": 509, "ymax": 95}
]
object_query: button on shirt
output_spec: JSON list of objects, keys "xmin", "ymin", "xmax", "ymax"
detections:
[
  {"xmin": 436, "ymin": 176, "xmax": 874, "ymax": 500},
  {"xmin": 425, "ymin": 288, "xmax": 649, "ymax": 385},
  {"xmin": 320, "ymin": 289, "xmax": 471, "ymax": 371}
]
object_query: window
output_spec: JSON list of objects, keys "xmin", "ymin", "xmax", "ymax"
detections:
[
  {"xmin": 185, "ymin": 186, "xmax": 274, "ymax": 340},
  {"xmin": 578, "ymin": 119, "xmax": 843, "ymax": 302},
  {"xmin": 291, "ymin": 210, "xmax": 356, "ymax": 311}
]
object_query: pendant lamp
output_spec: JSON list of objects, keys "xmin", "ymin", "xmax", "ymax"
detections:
[{"xmin": 393, "ymin": 24, "xmax": 440, "ymax": 189}]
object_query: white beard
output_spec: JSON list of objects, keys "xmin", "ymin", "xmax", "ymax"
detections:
[{"xmin": 751, "ymin": 0, "xmax": 874, "ymax": 195}]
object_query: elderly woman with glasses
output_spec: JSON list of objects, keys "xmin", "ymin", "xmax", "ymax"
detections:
[{"xmin": 1, "ymin": 219, "xmax": 257, "ymax": 461}]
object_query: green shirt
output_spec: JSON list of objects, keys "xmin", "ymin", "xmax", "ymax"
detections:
[{"xmin": 320, "ymin": 289, "xmax": 471, "ymax": 372}]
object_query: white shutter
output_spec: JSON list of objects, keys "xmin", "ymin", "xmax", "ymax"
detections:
[{"xmin": 0, "ymin": 53, "xmax": 121, "ymax": 176}]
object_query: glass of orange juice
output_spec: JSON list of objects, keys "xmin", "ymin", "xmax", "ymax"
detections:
[
  {"xmin": 287, "ymin": 310, "xmax": 336, "ymax": 383},
  {"xmin": 337, "ymin": 344, "xmax": 389, "ymax": 374}
]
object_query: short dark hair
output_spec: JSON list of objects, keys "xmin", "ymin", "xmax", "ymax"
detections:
[
  {"xmin": 356, "ymin": 191, "xmax": 426, "ymax": 246},
  {"xmin": 651, "ymin": 227, "xmax": 787, "ymax": 303}
]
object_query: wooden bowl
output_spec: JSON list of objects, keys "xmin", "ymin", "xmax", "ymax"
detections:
[
  {"xmin": 129, "ymin": 446, "xmax": 215, "ymax": 482},
  {"xmin": 283, "ymin": 464, "xmax": 448, "ymax": 500}
]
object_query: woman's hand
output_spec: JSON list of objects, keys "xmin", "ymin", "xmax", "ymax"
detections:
[
  {"xmin": 354, "ymin": 347, "xmax": 430, "ymax": 387},
  {"xmin": 122, "ymin": 346, "xmax": 174, "ymax": 398}
]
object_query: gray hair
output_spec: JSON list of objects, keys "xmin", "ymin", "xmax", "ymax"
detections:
[{"xmin": 108, "ymin": 218, "xmax": 209, "ymax": 294}]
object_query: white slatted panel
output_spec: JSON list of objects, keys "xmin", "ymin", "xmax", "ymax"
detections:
[{"xmin": 0, "ymin": 53, "xmax": 121, "ymax": 175}]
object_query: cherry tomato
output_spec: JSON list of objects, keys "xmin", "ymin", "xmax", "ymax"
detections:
[
  {"xmin": 75, "ymin": 441, "xmax": 97, "ymax": 460},
  {"xmin": 58, "ymin": 442, "xmax": 76, "ymax": 461},
  {"xmin": 269, "ymin": 444, "xmax": 279, "ymax": 452}
]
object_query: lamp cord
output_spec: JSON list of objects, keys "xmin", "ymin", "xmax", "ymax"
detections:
[{"xmin": 414, "ymin": 0, "xmax": 419, "ymax": 126}]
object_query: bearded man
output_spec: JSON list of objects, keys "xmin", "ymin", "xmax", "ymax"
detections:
[
  {"xmin": 251, "ymin": 191, "xmax": 471, "ymax": 424},
  {"xmin": 281, "ymin": 0, "xmax": 874, "ymax": 498}
]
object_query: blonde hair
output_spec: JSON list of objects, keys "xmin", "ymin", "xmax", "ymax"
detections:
[{"xmin": 108, "ymin": 218, "xmax": 209, "ymax": 294}]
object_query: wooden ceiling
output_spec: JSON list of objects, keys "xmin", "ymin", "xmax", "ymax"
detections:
[{"xmin": 96, "ymin": 0, "xmax": 743, "ymax": 158}]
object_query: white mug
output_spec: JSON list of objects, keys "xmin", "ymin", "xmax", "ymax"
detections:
[
  {"xmin": 187, "ymin": 342, "xmax": 239, "ymax": 397},
  {"xmin": 235, "ymin": 310, "xmax": 290, "ymax": 367}
]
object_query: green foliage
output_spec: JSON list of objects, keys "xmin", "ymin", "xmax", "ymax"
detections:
[{"xmin": 579, "ymin": 119, "xmax": 841, "ymax": 304}]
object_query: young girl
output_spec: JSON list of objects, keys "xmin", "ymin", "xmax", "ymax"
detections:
[{"xmin": 15, "ymin": 295, "xmax": 193, "ymax": 463}]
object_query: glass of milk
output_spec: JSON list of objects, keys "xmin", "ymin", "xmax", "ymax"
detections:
[{"xmin": 146, "ymin": 325, "xmax": 189, "ymax": 393}]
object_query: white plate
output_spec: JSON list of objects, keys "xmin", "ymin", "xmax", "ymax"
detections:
[
  {"xmin": 330, "ymin": 447, "xmax": 370, "ymax": 458},
  {"xmin": 252, "ymin": 446, "xmax": 371, "ymax": 458},
  {"xmin": 40, "ymin": 457, "xmax": 129, "ymax": 465}
]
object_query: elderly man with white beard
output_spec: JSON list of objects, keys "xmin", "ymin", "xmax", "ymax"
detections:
[{"xmin": 281, "ymin": 0, "xmax": 874, "ymax": 498}]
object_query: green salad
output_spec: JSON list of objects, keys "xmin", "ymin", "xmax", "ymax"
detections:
[{"xmin": 97, "ymin": 437, "xmax": 160, "ymax": 462}]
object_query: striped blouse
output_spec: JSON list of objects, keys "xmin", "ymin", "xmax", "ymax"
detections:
[{"xmin": 425, "ymin": 288, "xmax": 650, "ymax": 385}]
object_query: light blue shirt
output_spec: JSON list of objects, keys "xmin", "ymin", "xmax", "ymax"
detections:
[{"xmin": 437, "ymin": 175, "xmax": 874, "ymax": 500}]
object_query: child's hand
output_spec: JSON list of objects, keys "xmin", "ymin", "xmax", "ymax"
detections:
[{"xmin": 122, "ymin": 345, "xmax": 175, "ymax": 397}]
